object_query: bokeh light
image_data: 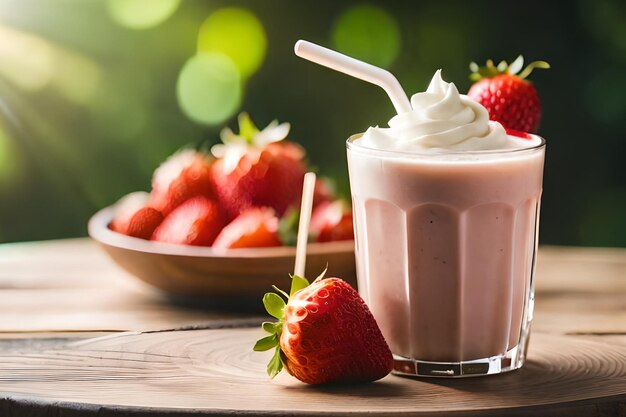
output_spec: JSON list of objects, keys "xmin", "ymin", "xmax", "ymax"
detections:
[
  {"xmin": 0, "ymin": 25, "xmax": 55, "ymax": 91},
  {"xmin": 176, "ymin": 53, "xmax": 241, "ymax": 126},
  {"xmin": 107, "ymin": 0, "xmax": 180, "ymax": 30},
  {"xmin": 197, "ymin": 7, "xmax": 267, "ymax": 79},
  {"xmin": 54, "ymin": 53, "xmax": 101, "ymax": 105},
  {"xmin": 0, "ymin": 25, "xmax": 100, "ymax": 102},
  {"xmin": 331, "ymin": 4, "xmax": 400, "ymax": 68}
]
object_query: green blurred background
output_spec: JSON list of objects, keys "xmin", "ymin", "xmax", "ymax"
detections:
[{"xmin": 0, "ymin": 0, "xmax": 624, "ymax": 247}]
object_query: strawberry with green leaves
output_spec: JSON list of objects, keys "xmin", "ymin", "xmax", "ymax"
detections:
[
  {"xmin": 211, "ymin": 113, "xmax": 307, "ymax": 220},
  {"xmin": 254, "ymin": 271, "xmax": 393, "ymax": 385},
  {"xmin": 467, "ymin": 55, "xmax": 549, "ymax": 133}
]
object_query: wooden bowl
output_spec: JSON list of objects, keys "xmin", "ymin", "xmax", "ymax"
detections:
[{"xmin": 87, "ymin": 206, "xmax": 357, "ymax": 305}]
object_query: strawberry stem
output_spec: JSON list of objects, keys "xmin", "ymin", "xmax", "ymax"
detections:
[
  {"xmin": 518, "ymin": 60, "xmax": 551, "ymax": 80},
  {"xmin": 313, "ymin": 266, "xmax": 328, "ymax": 283},
  {"xmin": 272, "ymin": 285, "xmax": 290, "ymax": 300}
]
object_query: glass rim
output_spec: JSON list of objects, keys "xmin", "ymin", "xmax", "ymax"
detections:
[{"xmin": 346, "ymin": 133, "xmax": 546, "ymax": 158}]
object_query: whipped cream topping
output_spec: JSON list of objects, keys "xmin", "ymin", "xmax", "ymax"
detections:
[{"xmin": 359, "ymin": 70, "xmax": 515, "ymax": 152}]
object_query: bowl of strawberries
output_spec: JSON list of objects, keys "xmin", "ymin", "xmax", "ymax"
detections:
[{"xmin": 88, "ymin": 114, "xmax": 356, "ymax": 303}]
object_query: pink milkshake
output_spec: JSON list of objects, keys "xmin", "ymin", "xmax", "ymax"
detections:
[{"xmin": 347, "ymin": 70, "xmax": 545, "ymax": 377}]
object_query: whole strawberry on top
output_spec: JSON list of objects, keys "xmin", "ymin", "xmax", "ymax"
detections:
[
  {"xmin": 254, "ymin": 271, "xmax": 393, "ymax": 385},
  {"xmin": 467, "ymin": 56, "xmax": 549, "ymax": 133},
  {"xmin": 211, "ymin": 113, "xmax": 307, "ymax": 220}
]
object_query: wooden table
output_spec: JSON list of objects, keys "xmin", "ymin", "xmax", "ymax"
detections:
[{"xmin": 0, "ymin": 239, "xmax": 624, "ymax": 416}]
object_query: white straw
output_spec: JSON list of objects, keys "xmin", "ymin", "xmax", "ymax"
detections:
[
  {"xmin": 294, "ymin": 40, "xmax": 412, "ymax": 115},
  {"xmin": 294, "ymin": 172, "xmax": 316, "ymax": 277}
]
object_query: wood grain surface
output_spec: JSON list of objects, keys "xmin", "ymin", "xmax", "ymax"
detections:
[
  {"xmin": 0, "ymin": 239, "xmax": 624, "ymax": 416},
  {"xmin": 0, "ymin": 325, "xmax": 624, "ymax": 416},
  {"xmin": 0, "ymin": 239, "xmax": 252, "ymax": 334}
]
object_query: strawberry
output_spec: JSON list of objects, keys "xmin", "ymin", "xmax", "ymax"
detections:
[
  {"xmin": 151, "ymin": 196, "xmax": 225, "ymax": 246},
  {"xmin": 125, "ymin": 207, "xmax": 164, "ymax": 240},
  {"xmin": 110, "ymin": 191, "xmax": 149, "ymax": 233},
  {"xmin": 312, "ymin": 177, "xmax": 336, "ymax": 208},
  {"xmin": 213, "ymin": 207, "xmax": 282, "ymax": 249},
  {"xmin": 467, "ymin": 56, "xmax": 550, "ymax": 133},
  {"xmin": 110, "ymin": 192, "xmax": 164, "ymax": 240},
  {"xmin": 504, "ymin": 127, "xmax": 533, "ymax": 140},
  {"xmin": 310, "ymin": 200, "xmax": 354, "ymax": 242},
  {"xmin": 318, "ymin": 213, "xmax": 354, "ymax": 242},
  {"xmin": 254, "ymin": 271, "xmax": 393, "ymax": 384},
  {"xmin": 150, "ymin": 149, "xmax": 216, "ymax": 216},
  {"xmin": 210, "ymin": 113, "xmax": 307, "ymax": 220}
]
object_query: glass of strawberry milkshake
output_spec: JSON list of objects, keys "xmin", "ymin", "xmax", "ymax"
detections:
[{"xmin": 347, "ymin": 70, "xmax": 545, "ymax": 377}]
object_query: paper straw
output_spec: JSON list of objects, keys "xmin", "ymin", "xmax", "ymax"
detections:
[
  {"xmin": 294, "ymin": 40, "xmax": 412, "ymax": 115},
  {"xmin": 294, "ymin": 172, "xmax": 316, "ymax": 277}
]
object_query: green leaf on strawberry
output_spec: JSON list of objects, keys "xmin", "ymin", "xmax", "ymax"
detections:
[
  {"xmin": 507, "ymin": 55, "xmax": 524, "ymax": 76},
  {"xmin": 254, "ymin": 322, "xmax": 283, "ymax": 378},
  {"xmin": 254, "ymin": 273, "xmax": 313, "ymax": 378},
  {"xmin": 468, "ymin": 55, "xmax": 550, "ymax": 82},
  {"xmin": 253, "ymin": 333, "xmax": 279, "ymax": 351},
  {"xmin": 262, "ymin": 321, "xmax": 282, "ymax": 334},
  {"xmin": 267, "ymin": 346, "xmax": 284, "ymax": 378},
  {"xmin": 289, "ymin": 274, "xmax": 310, "ymax": 296},
  {"xmin": 262, "ymin": 292, "xmax": 286, "ymax": 319},
  {"xmin": 255, "ymin": 281, "xmax": 292, "ymax": 377}
]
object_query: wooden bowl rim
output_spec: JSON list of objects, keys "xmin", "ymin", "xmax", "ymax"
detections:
[{"xmin": 88, "ymin": 205, "xmax": 355, "ymax": 259}]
